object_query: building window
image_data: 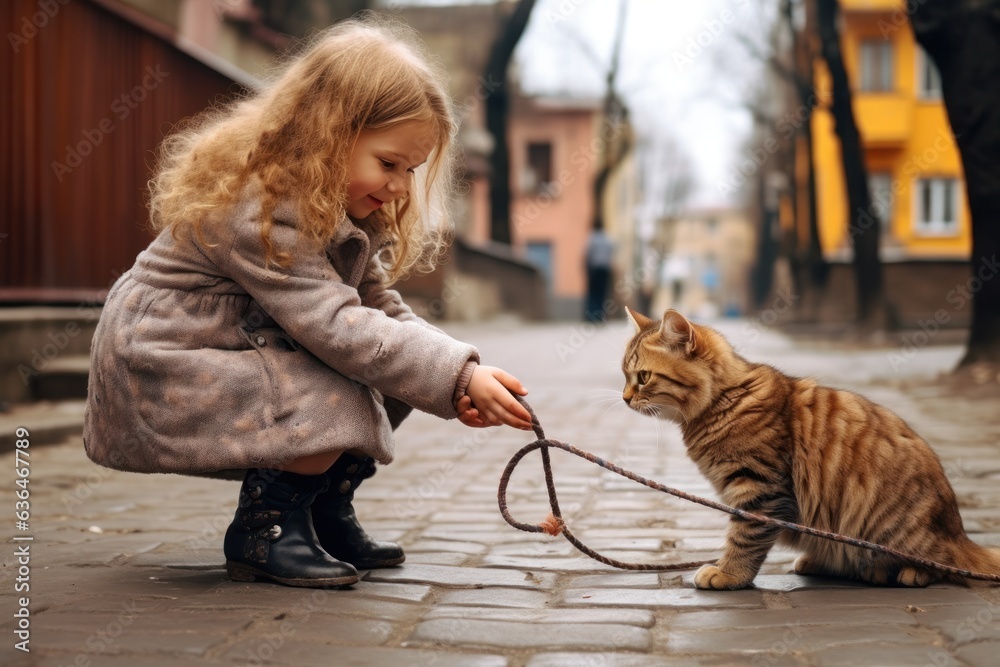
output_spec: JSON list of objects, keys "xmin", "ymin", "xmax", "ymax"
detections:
[
  {"xmin": 914, "ymin": 178, "xmax": 960, "ymax": 236},
  {"xmin": 523, "ymin": 142, "xmax": 553, "ymax": 195},
  {"xmin": 918, "ymin": 47, "xmax": 942, "ymax": 99},
  {"xmin": 859, "ymin": 40, "xmax": 893, "ymax": 92}
]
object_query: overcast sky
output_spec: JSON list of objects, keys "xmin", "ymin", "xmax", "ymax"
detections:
[
  {"xmin": 516, "ymin": 0, "xmax": 764, "ymax": 210},
  {"xmin": 386, "ymin": 0, "xmax": 768, "ymax": 211}
]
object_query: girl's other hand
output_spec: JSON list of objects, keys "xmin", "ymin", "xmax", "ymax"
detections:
[
  {"xmin": 462, "ymin": 366, "xmax": 532, "ymax": 430},
  {"xmin": 455, "ymin": 394, "xmax": 485, "ymax": 428}
]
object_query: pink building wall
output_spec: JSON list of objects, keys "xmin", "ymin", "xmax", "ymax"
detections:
[{"xmin": 469, "ymin": 98, "xmax": 599, "ymax": 307}]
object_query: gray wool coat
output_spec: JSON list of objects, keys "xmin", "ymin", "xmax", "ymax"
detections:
[{"xmin": 83, "ymin": 192, "xmax": 479, "ymax": 476}]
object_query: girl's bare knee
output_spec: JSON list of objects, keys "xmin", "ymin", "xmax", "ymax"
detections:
[{"xmin": 279, "ymin": 451, "xmax": 342, "ymax": 476}]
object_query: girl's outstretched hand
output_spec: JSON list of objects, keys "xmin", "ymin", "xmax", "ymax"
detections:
[{"xmin": 457, "ymin": 365, "xmax": 532, "ymax": 430}]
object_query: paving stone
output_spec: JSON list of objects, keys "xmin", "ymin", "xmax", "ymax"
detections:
[
  {"xmin": 667, "ymin": 623, "xmax": 930, "ymax": 655},
  {"xmin": 342, "ymin": 581, "xmax": 432, "ymax": 603},
  {"xmin": 436, "ymin": 587, "xmax": 552, "ymax": 608},
  {"xmin": 406, "ymin": 618, "xmax": 651, "ymax": 651},
  {"xmin": 28, "ymin": 627, "xmax": 230, "ymax": 658},
  {"xmin": 667, "ymin": 607, "xmax": 919, "ymax": 630},
  {"xmin": 568, "ymin": 573, "xmax": 662, "ymax": 589},
  {"xmin": 482, "ymin": 554, "xmax": 621, "ymax": 572},
  {"xmin": 810, "ymin": 645, "xmax": 960, "ymax": 666},
  {"xmin": 955, "ymin": 640, "xmax": 1000, "ymax": 667},
  {"xmin": 177, "ymin": 596, "xmax": 418, "ymax": 623},
  {"xmin": 675, "ymin": 537, "xmax": 726, "ymax": 551},
  {"xmin": 525, "ymin": 653, "xmax": 675, "ymax": 667},
  {"xmin": 423, "ymin": 606, "xmax": 654, "ymax": 627},
  {"xmin": 220, "ymin": 642, "xmax": 509, "ymax": 666},
  {"xmin": 682, "ymin": 574, "xmax": 868, "ymax": 592},
  {"xmin": 403, "ymin": 551, "xmax": 471, "ymax": 566},
  {"xmin": 32, "ymin": 656, "xmax": 198, "ymax": 667},
  {"xmin": 488, "ymin": 542, "xmax": 576, "ymax": 557},
  {"xmin": 365, "ymin": 563, "xmax": 556, "ymax": 589},
  {"xmin": 910, "ymin": 603, "xmax": 1000, "ymax": 642},
  {"xmin": 788, "ymin": 587, "xmax": 987, "ymax": 608},
  {"xmin": 527, "ymin": 654, "xmax": 806, "ymax": 667},
  {"xmin": 561, "ymin": 588, "xmax": 764, "ymax": 609},
  {"xmin": 406, "ymin": 540, "xmax": 488, "ymax": 555},
  {"xmin": 220, "ymin": 615, "xmax": 395, "ymax": 661},
  {"xmin": 431, "ymin": 511, "xmax": 507, "ymax": 523},
  {"xmin": 32, "ymin": 606, "xmax": 252, "ymax": 635},
  {"xmin": 420, "ymin": 527, "xmax": 541, "ymax": 544}
]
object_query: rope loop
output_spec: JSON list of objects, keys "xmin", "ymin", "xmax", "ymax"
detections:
[{"xmin": 498, "ymin": 396, "xmax": 1000, "ymax": 581}]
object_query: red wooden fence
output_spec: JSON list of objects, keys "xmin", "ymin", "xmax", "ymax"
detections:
[{"xmin": 1, "ymin": 0, "xmax": 245, "ymax": 298}]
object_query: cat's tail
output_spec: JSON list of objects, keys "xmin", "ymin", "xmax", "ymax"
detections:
[{"xmin": 952, "ymin": 541, "xmax": 1000, "ymax": 579}]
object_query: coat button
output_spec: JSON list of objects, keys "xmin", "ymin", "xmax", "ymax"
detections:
[
  {"xmin": 338, "ymin": 480, "xmax": 352, "ymax": 494},
  {"xmin": 266, "ymin": 525, "xmax": 282, "ymax": 540},
  {"xmin": 255, "ymin": 335, "xmax": 266, "ymax": 347}
]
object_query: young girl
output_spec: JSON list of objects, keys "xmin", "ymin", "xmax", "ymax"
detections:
[{"xmin": 83, "ymin": 18, "xmax": 533, "ymax": 588}]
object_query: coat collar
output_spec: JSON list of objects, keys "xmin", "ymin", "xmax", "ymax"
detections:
[{"xmin": 268, "ymin": 198, "xmax": 370, "ymax": 287}]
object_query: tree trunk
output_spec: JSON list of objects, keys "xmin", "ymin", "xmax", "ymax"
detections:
[
  {"xmin": 591, "ymin": 0, "xmax": 629, "ymax": 232},
  {"xmin": 911, "ymin": 0, "xmax": 1000, "ymax": 368},
  {"xmin": 816, "ymin": 0, "xmax": 884, "ymax": 329},
  {"xmin": 795, "ymin": 0, "xmax": 828, "ymax": 296},
  {"xmin": 484, "ymin": 0, "xmax": 537, "ymax": 245}
]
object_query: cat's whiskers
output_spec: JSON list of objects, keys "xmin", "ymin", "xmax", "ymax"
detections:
[
  {"xmin": 583, "ymin": 388, "xmax": 626, "ymax": 401},
  {"xmin": 596, "ymin": 394, "xmax": 630, "ymax": 423}
]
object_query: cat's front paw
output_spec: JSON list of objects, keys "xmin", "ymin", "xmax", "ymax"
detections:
[{"xmin": 693, "ymin": 564, "xmax": 751, "ymax": 590}]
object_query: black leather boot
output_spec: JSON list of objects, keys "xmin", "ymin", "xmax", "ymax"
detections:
[
  {"xmin": 224, "ymin": 469, "xmax": 359, "ymax": 587},
  {"xmin": 312, "ymin": 453, "xmax": 405, "ymax": 569}
]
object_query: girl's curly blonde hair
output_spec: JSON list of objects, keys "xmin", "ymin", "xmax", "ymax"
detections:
[{"xmin": 148, "ymin": 16, "xmax": 457, "ymax": 283}]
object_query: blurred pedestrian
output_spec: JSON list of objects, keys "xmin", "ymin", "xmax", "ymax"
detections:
[
  {"xmin": 584, "ymin": 226, "xmax": 615, "ymax": 322},
  {"xmin": 83, "ymin": 18, "xmax": 533, "ymax": 589}
]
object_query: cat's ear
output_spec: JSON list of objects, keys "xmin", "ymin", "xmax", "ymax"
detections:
[
  {"xmin": 625, "ymin": 307, "xmax": 654, "ymax": 334},
  {"xmin": 660, "ymin": 309, "xmax": 698, "ymax": 355}
]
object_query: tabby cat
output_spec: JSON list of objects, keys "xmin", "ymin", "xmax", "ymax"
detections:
[{"xmin": 622, "ymin": 307, "xmax": 999, "ymax": 589}]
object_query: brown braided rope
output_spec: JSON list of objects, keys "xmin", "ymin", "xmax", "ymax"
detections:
[{"xmin": 497, "ymin": 397, "xmax": 1000, "ymax": 582}]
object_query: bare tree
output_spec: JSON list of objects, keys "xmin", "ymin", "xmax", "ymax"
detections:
[
  {"xmin": 910, "ymin": 1, "xmax": 1000, "ymax": 373},
  {"xmin": 484, "ymin": 0, "xmax": 537, "ymax": 245},
  {"xmin": 724, "ymin": 2, "xmax": 796, "ymax": 310},
  {"xmin": 653, "ymin": 135, "xmax": 695, "ymax": 223},
  {"xmin": 816, "ymin": 0, "xmax": 884, "ymax": 330},
  {"xmin": 590, "ymin": 0, "xmax": 631, "ymax": 233}
]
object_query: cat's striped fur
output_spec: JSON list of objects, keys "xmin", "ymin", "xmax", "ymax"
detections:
[{"xmin": 623, "ymin": 308, "xmax": 1000, "ymax": 590}]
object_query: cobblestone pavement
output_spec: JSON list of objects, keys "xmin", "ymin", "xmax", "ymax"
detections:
[{"xmin": 3, "ymin": 318, "xmax": 1000, "ymax": 666}]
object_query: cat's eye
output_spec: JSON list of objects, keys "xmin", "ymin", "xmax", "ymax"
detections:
[{"xmin": 637, "ymin": 370, "xmax": 651, "ymax": 384}]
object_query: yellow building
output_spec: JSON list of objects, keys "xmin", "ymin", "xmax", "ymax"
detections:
[{"xmin": 809, "ymin": 0, "xmax": 971, "ymax": 263}]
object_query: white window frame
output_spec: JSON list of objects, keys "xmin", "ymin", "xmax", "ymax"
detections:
[
  {"xmin": 916, "ymin": 47, "xmax": 942, "ymax": 100},
  {"xmin": 859, "ymin": 40, "xmax": 893, "ymax": 92},
  {"xmin": 913, "ymin": 178, "xmax": 960, "ymax": 237}
]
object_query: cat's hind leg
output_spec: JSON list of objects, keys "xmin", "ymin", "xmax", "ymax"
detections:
[
  {"xmin": 793, "ymin": 553, "xmax": 833, "ymax": 577},
  {"xmin": 896, "ymin": 566, "xmax": 935, "ymax": 587}
]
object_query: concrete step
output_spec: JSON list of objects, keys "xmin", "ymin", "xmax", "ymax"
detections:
[
  {"xmin": 0, "ymin": 400, "xmax": 86, "ymax": 452},
  {"xmin": 0, "ymin": 306, "xmax": 101, "ymax": 404},
  {"xmin": 30, "ymin": 354, "xmax": 90, "ymax": 401}
]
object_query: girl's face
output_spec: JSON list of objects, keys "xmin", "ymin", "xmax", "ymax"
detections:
[{"xmin": 346, "ymin": 120, "xmax": 437, "ymax": 220}]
